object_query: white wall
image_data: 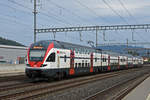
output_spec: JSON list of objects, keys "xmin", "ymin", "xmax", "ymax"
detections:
[{"xmin": 0, "ymin": 45, "xmax": 27, "ymax": 64}]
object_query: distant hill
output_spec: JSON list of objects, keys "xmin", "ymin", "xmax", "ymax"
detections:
[
  {"xmin": 0, "ymin": 37, "xmax": 25, "ymax": 47},
  {"xmin": 97, "ymin": 45, "xmax": 147, "ymax": 57},
  {"xmin": 98, "ymin": 45, "xmax": 137, "ymax": 54}
]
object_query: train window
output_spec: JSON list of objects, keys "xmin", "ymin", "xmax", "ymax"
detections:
[
  {"xmin": 102, "ymin": 58, "xmax": 106, "ymax": 62},
  {"xmin": 46, "ymin": 53, "xmax": 55, "ymax": 62},
  {"xmin": 102, "ymin": 58, "xmax": 104, "ymax": 62},
  {"xmin": 121, "ymin": 59, "xmax": 123, "ymax": 62},
  {"xmin": 78, "ymin": 63, "xmax": 81, "ymax": 67},
  {"xmin": 85, "ymin": 63, "xmax": 88, "ymax": 67},
  {"xmin": 82, "ymin": 63, "xmax": 84, "ymax": 67},
  {"xmin": 75, "ymin": 63, "xmax": 77, "ymax": 68},
  {"xmin": 101, "ymin": 58, "xmax": 103, "ymax": 62},
  {"xmin": 64, "ymin": 55, "xmax": 67, "ymax": 62},
  {"xmin": 95, "ymin": 58, "xmax": 97, "ymax": 62}
]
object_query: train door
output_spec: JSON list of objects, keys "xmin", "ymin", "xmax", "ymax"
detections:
[
  {"xmin": 108, "ymin": 55, "xmax": 111, "ymax": 71},
  {"xmin": 69, "ymin": 50, "xmax": 75, "ymax": 75},
  {"xmin": 101, "ymin": 53, "xmax": 107, "ymax": 71},
  {"xmin": 90, "ymin": 53, "xmax": 93, "ymax": 72}
]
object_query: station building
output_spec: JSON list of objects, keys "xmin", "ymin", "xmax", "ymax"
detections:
[{"xmin": 0, "ymin": 45, "xmax": 28, "ymax": 64}]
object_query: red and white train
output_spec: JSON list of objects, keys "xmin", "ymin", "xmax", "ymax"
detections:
[{"xmin": 25, "ymin": 40, "xmax": 143, "ymax": 79}]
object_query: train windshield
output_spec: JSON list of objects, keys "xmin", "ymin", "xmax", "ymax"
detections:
[{"xmin": 29, "ymin": 50, "xmax": 46, "ymax": 61}]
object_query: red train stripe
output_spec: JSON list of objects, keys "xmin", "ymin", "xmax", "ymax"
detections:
[
  {"xmin": 108, "ymin": 55, "xmax": 110, "ymax": 71},
  {"xmin": 27, "ymin": 47, "xmax": 30, "ymax": 64},
  {"xmin": 42, "ymin": 43, "xmax": 54, "ymax": 64},
  {"xmin": 90, "ymin": 53, "xmax": 93, "ymax": 72},
  {"xmin": 69, "ymin": 68, "xmax": 75, "ymax": 75},
  {"xmin": 69, "ymin": 50, "xmax": 75, "ymax": 75},
  {"xmin": 108, "ymin": 66, "xmax": 111, "ymax": 71}
]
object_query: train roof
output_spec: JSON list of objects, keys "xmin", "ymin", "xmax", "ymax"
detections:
[
  {"xmin": 31, "ymin": 40, "xmax": 143, "ymax": 58},
  {"xmin": 31, "ymin": 40, "xmax": 97, "ymax": 51}
]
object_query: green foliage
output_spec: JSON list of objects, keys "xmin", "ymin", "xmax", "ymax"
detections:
[
  {"xmin": 148, "ymin": 58, "xmax": 150, "ymax": 62},
  {"xmin": 0, "ymin": 37, "xmax": 25, "ymax": 47},
  {"xmin": 128, "ymin": 50, "xmax": 139, "ymax": 56}
]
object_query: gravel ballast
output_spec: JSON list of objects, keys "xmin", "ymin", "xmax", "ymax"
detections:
[{"xmin": 42, "ymin": 67, "xmax": 150, "ymax": 100}]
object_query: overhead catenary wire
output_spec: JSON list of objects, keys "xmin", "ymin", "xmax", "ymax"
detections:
[
  {"xmin": 40, "ymin": 12, "xmax": 73, "ymax": 26},
  {"xmin": 116, "ymin": 0, "xmax": 149, "ymax": 44},
  {"xmin": 46, "ymin": 0, "xmax": 91, "ymax": 25},
  {"xmin": 43, "ymin": 0, "xmax": 96, "ymax": 43},
  {"xmin": 1, "ymin": 0, "xmax": 58, "ymax": 27},
  {"xmin": 0, "ymin": 14, "xmax": 31, "ymax": 28},
  {"xmin": 3, "ymin": 0, "xmax": 150, "ymax": 47},
  {"xmin": 99, "ymin": 0, "xmax": 149, "ymax": 46},
  {"xmin": 0, "ymin": 2, "xmax": 33, "ymax": 27},
  {"xmin": 7, "ymin": 0, "xmax": 72, "ymax": 26},
  {"xmin": 101, "ymin": 0, "xmax": 129, "ymax": 24},
  {"xmin": 7, "ymin": 0, "xmax": 87, "ymax": 44},
  {"xmin": 37, "ymin": 1, "xmax": 74, "ymax": 26},
  {"xmin": 99, "ymin": 0, "xmax": 144, "ymax": 46},
  {"xmin": 118, "ymin": 0, "xmax": 138, "ymax": 24},
  {"xmin": 46, "ymin": 0, "xmax": 100, "ymax": 43},
  {"xmin": 75, "ymin": 0, "xmax": 111, "ymax": 24}
]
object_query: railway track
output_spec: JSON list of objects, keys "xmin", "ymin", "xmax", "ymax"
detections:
[
  {"xmin": 0, "ymin": 75, "xmax": 26, "ymax": 82},
  {"xmin": 84, "ymin": 73, "xmax": 149, "ymax": 100},
  {"xmin": 0, "ymin": 67, "xmax": 146, "ymax": 100}
]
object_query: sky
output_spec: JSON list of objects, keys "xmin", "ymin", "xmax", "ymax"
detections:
[{"xmin": 0, "ymin": 0, "xmax": 150, "ymax": 47}]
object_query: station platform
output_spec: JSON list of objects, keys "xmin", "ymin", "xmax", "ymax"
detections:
[
  {"xmin": 123, "ymin": 76, "xmax": 150, "ymax": 100},
  {"xmin": 0, "ymin": 64, "xmax": 25, "ymax": 77}
]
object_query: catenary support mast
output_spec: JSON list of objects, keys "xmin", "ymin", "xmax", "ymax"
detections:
[{"xmin": 33, "ymin": 0, "xmax": 37, "ymax": 43}]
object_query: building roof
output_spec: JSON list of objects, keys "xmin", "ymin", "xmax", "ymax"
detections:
[{"xmin": 0, "ymin": 45, "xmax": 28, "ymax": 50}]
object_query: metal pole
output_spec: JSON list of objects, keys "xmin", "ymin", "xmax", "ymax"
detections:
[
  {"xmin": 132, "ymin": 30, "xmax": 134, "ymax": 41},
  {"xmin": 96, "ymin": 28, "xmax": 98, "ymax": 47},
  {"xmin": 103, "ymin": 30, "xmax": 106, "ymax": 41},
  {"xmin": 126, "ymin": 38, "xmax": 129, "ymax": 54},
  {"xmin": 33, "ymin": 0, "xmax": 37, "ymax": 43},
  {"xmin": 127, "ymin": 38, "xmax": 128, "ymax": 49}
]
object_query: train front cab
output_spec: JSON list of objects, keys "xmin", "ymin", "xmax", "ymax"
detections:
[{"xmin": 25, "ymin": 42, "xmax": 60, "ymax": 78}]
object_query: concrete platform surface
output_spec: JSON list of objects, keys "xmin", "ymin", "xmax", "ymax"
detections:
[
  {"xmin": 0, "ymin": 64, "xmax": 25, "ymax": 76},
  {"xmin": 123, "ymin": 76, "xmax": 150, "ymax": 100}
]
